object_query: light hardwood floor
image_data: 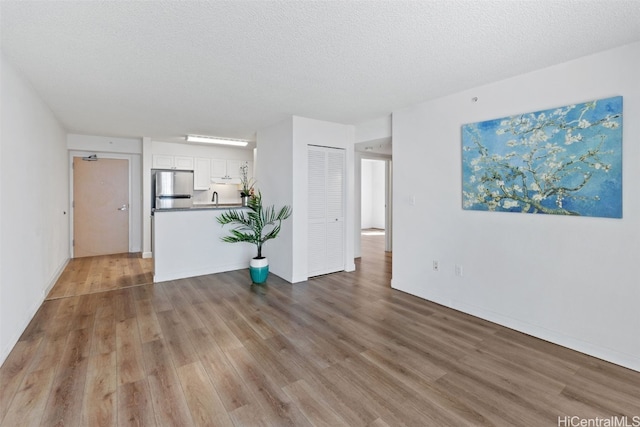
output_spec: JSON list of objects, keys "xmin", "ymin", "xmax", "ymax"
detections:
[
  {"xmin": 46, "ymin": 253, "xmax": 153, "ymax": 300},
  {"xmin": 1, "ymin": 233, "xmax": 638, "ymax": 426}
]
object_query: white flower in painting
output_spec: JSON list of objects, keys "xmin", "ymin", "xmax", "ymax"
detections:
[
  {"xmin": 602, "ymin": 120, "xmax": 619, "ymax": 129},
  {"xmin": 500, "ymin": 120, "xmax": 510, "ymax": 126},
  {"xmin": 503, "ymin": 200, "xmax": 519, "ymax": 209},
  {"xmin": 594, "ymin": 163, "xmax": 602, "ymax": 170},
  {"xmin": 532, "ymin": 194, "xmax": 544, "ymax": 202},
  {"xmin": 540, "ymin": 173, "xmax": 553, "ymax": 183},
  {"xmin": 496, "ymin": 180, "xmax": 505, "ymax": 187},
  {"xmin": 547, "ymin": 162, "xmax": 561, "ymax": 170},
  {"xmin": 469, "ymin": 176, "xmax": 476, "ymax": 183},
  {"xmin": 506, "ymin": 140, "xmax": 517, "ymax": 147},
  {"xmin": 578, "ymin": 119, "xmax": 591, "ymax": 129},
  {"xmin": 531, "ymin": 130, "xmax": 549, "ymax": 143},
  {"xmin": 477, "ymin": 184, "xmax": 486, "ymax": 192},
  {"xmin": 473, "ymin": 165, "xmax": 482, "ymax": 172},
  {"xmin": 513, "ymin": 184, "xmax": 522, "ymax": 193},
  {"xmin": 531, "ymin": 182, "xmax": 541, "ymax": 192},
  {"xmin": 496, "ymin": 128, "xmax": 507, "ymax": 135},
  {"xmin": 564, "ymin": 132, "xmax": 583, "ymax": 145}
]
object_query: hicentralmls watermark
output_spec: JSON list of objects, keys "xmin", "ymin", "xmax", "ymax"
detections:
[{"xmin": 558, "ymin": 416, "xmax": 640, "ymax": 427}]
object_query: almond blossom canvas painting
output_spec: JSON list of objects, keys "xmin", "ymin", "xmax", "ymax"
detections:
[{"xmin": 462, "ymin": 96, "xmax": 622, "ymax": 218}]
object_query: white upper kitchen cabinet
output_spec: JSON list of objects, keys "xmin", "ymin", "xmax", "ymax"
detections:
[
  {"xmin": 152, "ymin": 154, "xmax": 194, "ymax": 170},
  {"xmin": 193, "ymin": 158, "xmax": 211, "ymax": 190},
  {"xmin": 211, "ymin": 159, "xmax": 227, "ymax": 179},
  {"xmin": 174, "ymin": 156, "xmax": 194, "ymax": 170},
  {"xmin": 210, "ymin": 159, "xmax": 249, "ymax": 183},
  {"xmin": 226, "ymin": 160, "xmax": 242, "ymax": 179}
]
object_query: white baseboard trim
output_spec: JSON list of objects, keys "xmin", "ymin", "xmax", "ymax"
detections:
[
  {"xmin": 142, "ymin": 251, "xmax": 153, "ymax": 259},
  {"xmin": 390, "ymin": 281, "xmax": 639, "ymax": 373},
  {"xmin": 454, "ymin": 300, "xmax": 640, "ymax": 373},
  {"xmin": 0, "ymin": 257, "xmax": 69, "ymax": 367}
]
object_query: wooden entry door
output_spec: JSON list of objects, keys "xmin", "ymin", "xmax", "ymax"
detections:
[{"xmin": 73, "ymin": 157, "xmax": 129, "ymax": 257}]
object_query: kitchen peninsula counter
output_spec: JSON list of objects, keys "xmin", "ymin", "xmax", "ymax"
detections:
[{"xmin": 153, "ymin": 206, "xmax": 254, "ymax": 282}]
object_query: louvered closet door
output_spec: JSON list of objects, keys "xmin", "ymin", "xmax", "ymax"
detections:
[{"xmin": 308, "ymin": 146, "xmax": 345, "ymax": 277}]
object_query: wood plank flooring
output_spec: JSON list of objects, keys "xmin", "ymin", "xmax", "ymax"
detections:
[
  {"xmin": 46, "ymin": 253, "xmax": 153, "ymax": 300},
  {"xmin": 1, "ymin": 233, "xmax": 639, "ymax": 426}
]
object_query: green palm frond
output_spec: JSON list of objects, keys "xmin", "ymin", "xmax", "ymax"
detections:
[{"xmin": 216, "ymin": 191, "xmax": 292, "ymax": 258}]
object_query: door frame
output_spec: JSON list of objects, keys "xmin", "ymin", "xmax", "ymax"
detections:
[
  {"xmin": 354, "ymin": 152, "xmax": 393, "ymax": 257},
  {"xmin": 69, "ymin": 151, "xmax": 136, "ymax": 258}
]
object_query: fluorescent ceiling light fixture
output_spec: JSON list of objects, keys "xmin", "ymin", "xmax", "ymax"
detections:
[{"xmin": 186, "ymin": 134, "xmax": 248, "ymax": 146}]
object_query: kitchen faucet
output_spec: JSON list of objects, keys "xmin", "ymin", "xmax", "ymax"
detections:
[{"xmin": 211, "ymin": 191, "xmax": 218, "ymax": 206}]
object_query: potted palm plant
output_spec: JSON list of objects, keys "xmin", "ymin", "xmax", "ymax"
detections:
[{"xmin": 216, "ymin": 191, "xmax": 292, "ymax": 284}]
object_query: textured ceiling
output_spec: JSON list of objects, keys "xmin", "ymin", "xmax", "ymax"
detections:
[{"xmin": 2, "ymin": 1, "xmax": 640, "ymax": 144}]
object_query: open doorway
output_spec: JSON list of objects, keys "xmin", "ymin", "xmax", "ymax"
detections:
[
  {"xmin": 358, "ymin": 156, "xmax": 392, "ymax": 257},
  {"xmin": 361, "ymin": 158, "xmax": 386, "ymax": 250}
]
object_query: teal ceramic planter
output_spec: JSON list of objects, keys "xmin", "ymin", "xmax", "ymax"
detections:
[{"xmin": 249, "ymin": 257, "xmax": 269, "ymax": 284}]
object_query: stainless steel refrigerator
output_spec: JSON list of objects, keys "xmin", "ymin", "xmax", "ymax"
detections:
[{"xmin": 153, "ymin": 170, "xmax": 194, "ymax": 209}]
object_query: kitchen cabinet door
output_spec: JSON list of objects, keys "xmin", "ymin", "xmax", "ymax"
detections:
[
  {"xmin": 226, "ymin": 160, "xmax": 242, "ymax": 179},
  {"xmin": 307, "ymin": 146, "xmax": 345, "ymax": 277},
  {"xmin": 211, "ymin": 159, "xmax": 227, "ymax": 179},
  {"xmin": 194, "ymin": 157, "xmax": 211, "ymax": 190},
  {"xmin": 174, "ymin": 156, "xmax": 194, "ymax": 170},
  {"xmin": 152, "ymin": 154, "xmax": 174, "ymax": 169},
  {"xmin": 211, "ymin": 159, "xmax": 248, "ymax": 183},
  {"xmin": 152, "ymin": 155, "xmax": 194, "ymax": 170}
]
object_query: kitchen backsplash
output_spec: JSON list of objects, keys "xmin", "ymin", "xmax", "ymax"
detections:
[{"xmin": 192, "ymin": 183, "xmax": 241, "ymax": 204}]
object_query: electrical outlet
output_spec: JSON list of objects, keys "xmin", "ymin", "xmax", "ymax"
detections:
[
  {"xmin": 433, "ymin": 261, "xmax": 439, "ymax": 272},
  {"xmin": 455, "ymin": 264, "xmax": 463, "ymax": 277}
]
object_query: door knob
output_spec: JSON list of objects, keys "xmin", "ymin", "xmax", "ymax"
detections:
[{"xmin": 117, "ymin": 204, "xmax": 129, "ymax": 211}]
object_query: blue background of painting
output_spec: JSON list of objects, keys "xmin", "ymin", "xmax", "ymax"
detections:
[{"xmin": 462, "ymin": 96, "xmax": 622, "ymax": 218}]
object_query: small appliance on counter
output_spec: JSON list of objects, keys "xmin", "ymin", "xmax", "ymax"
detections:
[{"xmin": 153, "ymin": 169, "xmax": 194, "ymax": 210}]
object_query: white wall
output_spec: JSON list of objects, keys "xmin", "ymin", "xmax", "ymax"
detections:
[
  {"xmin": 355, "ymin": 114, "xmax": 392, "ymax": 143},
  {"xmin": 392, "ymin": 41, "xmax": 640, "ymax": 371},
  {"xmin": 1, "ymin": 53, "xmax": 69, "ymax": 366},
  {"xmin": 255, "ymin": 117, "xmax": 295, "ymax": 281},
  {"xmin": 257, "ymin": 116, "xmax": 356, "ymax": 283},
  {"xmin": 67, "ymin": 134, "xmax": 143, "ymax": 253},
  {"xmin": 361, "ymin": 159, "xmax": 386, "ymax": 229}
]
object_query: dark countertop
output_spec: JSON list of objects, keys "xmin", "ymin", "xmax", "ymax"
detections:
[{"xmin": 153, "ymin": 203, "xmax": 245, "ymax": 213}]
